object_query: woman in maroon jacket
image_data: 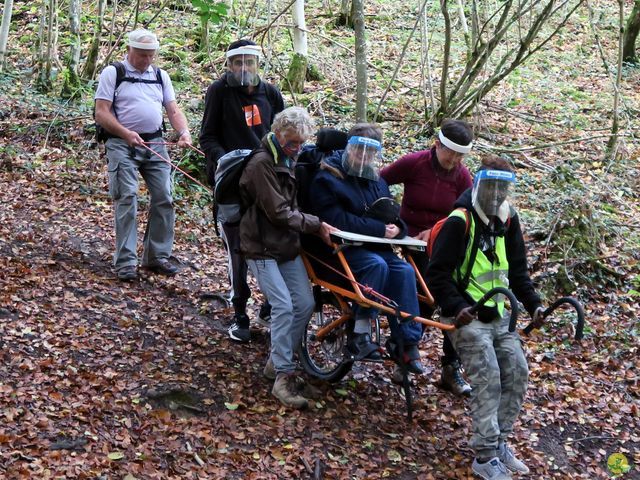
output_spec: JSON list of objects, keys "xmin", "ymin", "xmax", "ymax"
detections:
[{"xmin": 380, "ymin": 119, "xmax": 474, "ymax": 396}]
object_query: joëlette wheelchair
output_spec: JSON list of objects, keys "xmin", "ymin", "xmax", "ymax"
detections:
[{"xmin": 298, "ymin": 231, "xmax": 585, "ymax": 420}]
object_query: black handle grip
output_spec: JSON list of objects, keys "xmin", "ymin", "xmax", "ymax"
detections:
[
  {"xmin": 467, "ymin": 287, "xmax": 519, "ymax": 332},
  {"xmin": 523, "ymin": 296, "xmax": 585, "ymax": 340}
]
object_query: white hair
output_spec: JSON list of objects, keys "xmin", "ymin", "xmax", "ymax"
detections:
[{"xmin": 272, "ymin": 107, "xmax": 315, "ymax": 139}]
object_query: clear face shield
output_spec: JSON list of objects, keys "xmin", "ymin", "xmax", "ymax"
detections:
[
  {"xmin": 342, "ymin": 136, "xmax": 383, "ymax": 181},
  {"xmin": 471, "ymin": 170, "xmax": 516, "ymax": 217},
  {"xmin": 226, "ymin": 45, "xmax": 261, "ymax": 87}
]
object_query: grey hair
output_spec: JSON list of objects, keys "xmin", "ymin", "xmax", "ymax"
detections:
[{"xmin": 272, "ymin": 106, "xmax": 315, "ymax": 139}]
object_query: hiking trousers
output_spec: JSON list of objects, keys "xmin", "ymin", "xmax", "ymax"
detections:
[
  {"xmin": 106, "ymin": 138, "xmax": 174, "ymax": 271},
  {"xmin": 247, "ymin": 256, "xmax": 314, "ymax": 374},
  {"xmin": 444, "ymin": 312, "xmax": 529, "ymax": 459}
]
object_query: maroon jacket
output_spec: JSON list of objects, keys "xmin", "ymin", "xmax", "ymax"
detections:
[{"xmin": 380, "ymin": 147, "xmax": 472, "ymax": 236}]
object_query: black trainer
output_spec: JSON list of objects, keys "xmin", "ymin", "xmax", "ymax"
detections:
[
  {"xmin": 228, "ymin": 313, "xmax": 250, "ymax": 343},
  {"xmin": 256, "ymin": 302, "xmax": 272, "ymax": 327}
]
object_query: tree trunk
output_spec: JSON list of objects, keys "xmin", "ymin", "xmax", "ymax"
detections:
[
  {"xmin": 82, "ymin": 0, "xmax": 106, "ymax": 80},
  {"xmin": 0, "ymin": 0, "xmax": 14, "ymax": 71},
  {"xmin": 285, "ymin": 0, "xmax": 308, "ymax": 93},
  {"xmin": 352, "ymin": 0, "xmax": 367, "ymax": 122},
  {"xmin": 607, "ymin": 0, "xmax": 624, "ymax": 154},
  {"xmin": 61, "ymin": 0, "xmax": 81, "ymax": 98},
  {"xmin": 337, "ymin": 0, "xmax": 353, "ymax": 28},
  {"xmin": 622, "ymin": 0, "xmax": 640, "ymax": 63},
  {"xmin": 36, "ymin": 0, "xmax": 56, "ymax": 93}
]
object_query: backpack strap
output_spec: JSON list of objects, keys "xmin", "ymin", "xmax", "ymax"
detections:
[{"xmin": 110, "ymin": 61, "xmax": 126, "ymax": 120}]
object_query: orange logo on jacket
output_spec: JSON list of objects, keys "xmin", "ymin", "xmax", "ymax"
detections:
[{"xmin": 243, "ymin": 105, "xmax": 262, "ymax": 127}]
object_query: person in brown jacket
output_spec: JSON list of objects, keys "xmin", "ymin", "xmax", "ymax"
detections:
[{"xmin": 239, "ymin": 106, "xmax": 335, "ymax": 409}]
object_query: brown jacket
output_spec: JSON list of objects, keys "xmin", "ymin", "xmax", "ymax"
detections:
[{"xmin": 239, "ymin": 135, "xmax": 321, "ymax": 262}]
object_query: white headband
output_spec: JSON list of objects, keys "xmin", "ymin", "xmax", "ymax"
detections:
[
  {"xmin": 438, "ymin": 130, "xmax": 473, "ymax": 154},
  {"xmin": 128, "ymin": 29, "xmax": 160, "ymax": 50},
  {"xmin": 226, "ymin": 45, "xmax": 261, "ymax": 59}
]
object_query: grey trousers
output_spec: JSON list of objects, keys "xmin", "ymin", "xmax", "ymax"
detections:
[
  {"xmin": 445, "ymin": 312, "xmax": 529, "ymax": 459},
  {"xmin": 247, "ymin": 256, "xmax": 315, "ymax": 374},
  {"xmin": 106, "ymin": 138, "xmax": 174, "ymax": 271}
]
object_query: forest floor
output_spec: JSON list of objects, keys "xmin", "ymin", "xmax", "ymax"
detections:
[{"xmin": 0, "ymin": 77, "xmax": 639, "ymax": 479}]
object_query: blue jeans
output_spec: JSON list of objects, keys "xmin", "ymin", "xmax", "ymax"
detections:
[
  {"xmin": 106, "ymin": 138, "xmax": 174, "ymax": 270},
  {"xmin": 247, "ymin": 256, "xmax": 315, "ymax": 374},
  {"xmin": 343, "ymin": 247, "xmax": 421, "ymax": 344}
]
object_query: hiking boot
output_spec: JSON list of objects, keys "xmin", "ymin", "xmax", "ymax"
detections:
[
  {"xmin": 294, "ymin": 376, "xmax": 323, "ymax": 400},
  {"xmin": 263, "ymin": 357, "xmax": 276, "ymax": 380},
  {"xmin": 117, "ymin": 265, "xmax": 138, "ymax": 281},
  {"xmin": 390, "ymin": 364, "xmax": 411, "ymax": 385},
  {"xmin": 256, "ymin": 302, "xmax": 272, "ymax": 327},
  {"xmin": 471, "ymin": 457, "xmax": 512, "ymax": 480},
  {"xmin": 346, "ymin": 332, "xmax": 382, "ymax": 361},
  {"xmin": 146, "ymin": 259, "xmax": 178, "ymax": 276},
  {"xmin": 228, "ymin": 314, "xmax": 250, "ymax": 343},
  {"xmin": 498, "ymin": 443, "xmax": 530, "ymax": 474},
  {"xmin": 441, "ymin": 359, "xmax": 472, "ymax": 397},
  {"xmin": 272, "ymin": 373, "xmax": 309, "ymax": 409}
]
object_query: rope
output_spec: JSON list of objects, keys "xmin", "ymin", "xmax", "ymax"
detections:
[
  {"xmin": 140, "ymin": 142, "xmax": 212, "ymax": 193},
  {"xmin": 303, "ymin": 249, "xmax": 398, "ymax": 310}
]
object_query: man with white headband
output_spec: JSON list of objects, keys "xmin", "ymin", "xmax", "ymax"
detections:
[
  {"xmin": 199, "ymin": 39, "xmax": 285, "ymax": 343},
  {"xmin": 426, "ymin": 156, "xmax": 545, "ymax": 480},
  {"xmin": 95, "ymin": 28, "xmax": 192, "ymax": 281},
  {"xmin": 381, "ymin": 119, "xmax": 474, "ymax": 395}
]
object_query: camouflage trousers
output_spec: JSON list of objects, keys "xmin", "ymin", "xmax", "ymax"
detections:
[{"xmin": 444, "ymin": 312, "xmax": 529, "ymax": 459}]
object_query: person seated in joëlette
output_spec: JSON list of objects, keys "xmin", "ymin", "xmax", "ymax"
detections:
[{"xmin": 309, "ymin": 123, "xmax": 424, "ymax": 375}]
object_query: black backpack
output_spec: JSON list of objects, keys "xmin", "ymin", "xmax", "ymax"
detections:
[{"xmin": 94, "ymin": 61, "xmax": 164, "ymax": 142}]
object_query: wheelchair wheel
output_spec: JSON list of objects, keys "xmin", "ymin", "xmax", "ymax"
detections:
[{"xmin": 300, "ymin": 290, "xmax": 353, "ymax": 383}]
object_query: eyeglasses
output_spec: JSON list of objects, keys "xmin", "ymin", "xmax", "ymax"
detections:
[{"xmin": 283, "ymin": 139, "xmax": 305, "ymax": 151}]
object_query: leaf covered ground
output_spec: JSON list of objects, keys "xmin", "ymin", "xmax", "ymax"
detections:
[{"xmin": 0, "ymin": 81, "xmax": 639, "ymax": 479}]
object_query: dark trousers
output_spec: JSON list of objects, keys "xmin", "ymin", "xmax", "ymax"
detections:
[
  {"xmin": 412, "ymin": 250, "xmax": 460, "ymax": 365},
  {"xmin": 220, "ymin": 222, "xmax": 251, "ymax": 316}
]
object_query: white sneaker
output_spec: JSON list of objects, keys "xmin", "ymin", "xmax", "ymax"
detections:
[
  {"xmin": 472, "ymin": 457, "xmax": 512, "ymax": 480},
  {"xmin": 498, "ymin": 443, "xmax": 530, "ymax": 474}
]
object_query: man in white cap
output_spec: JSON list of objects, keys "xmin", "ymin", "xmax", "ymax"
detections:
[
  {"xmin": 95, "ymin": 29, "xmax": 192, "ymax": 281},
  {"xmin": 199, "ymin": 39, "xmax": 285, "ymax": 343}
]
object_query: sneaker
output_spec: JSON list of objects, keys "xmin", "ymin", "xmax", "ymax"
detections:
[
  {"xmin": 441, "ymin": 359, "xmax": 472, "ymax": 397},
  {"xmin": 228, "ymin": 314, "xmax": 250, "ymax": 343},
  {"xmin": 272, "ymin": 373, "xmax": 309, "ymax": 409},
  {"xmin": 146, "ymin": 259, "xmax": 178, "ymax": 276},
  {"xmin": 498, "ymin": 443, "xmax": 530, "ymax": 474},
  {"xmin": 472, "ymin": 457, "xmax": 512, "ymax": 480},
  {"xmin": 263, "ymin": 357, "xmax": 276, "ymax": 380},
  {"xmin": 256, "ymin": 302, "xmax": 272, "ymax": 327},
  {"xmin": 117, "ymin": 266, "xmax": 138, "ymax": 281},
  {"xmin": 403, "ymin": 344, "xmax": 424, "ymax": 374}
]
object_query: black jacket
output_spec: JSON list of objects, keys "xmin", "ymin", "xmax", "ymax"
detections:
[
  {"xmin": 199, "ymin": 73, "xmax": 285, "ymax": 185},
  {"xmin": 426, "ymin": 189, "xmax": 542, "ymax": 320}
]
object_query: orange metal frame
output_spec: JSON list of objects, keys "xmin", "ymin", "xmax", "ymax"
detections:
[{"xmin": 301, "ymin": 242, "xmax": 454, "ymax": 342}]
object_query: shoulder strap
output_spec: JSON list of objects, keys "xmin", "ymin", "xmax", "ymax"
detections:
[{"xmin": 459, "ymin": 209, "xmax": 479, "ymax": 291}]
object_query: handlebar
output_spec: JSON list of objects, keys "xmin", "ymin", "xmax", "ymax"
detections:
[
  {"xmin": 522, "ymin": 296, "xmax": 585, "ymax": 340},
  {"xmin": 467, "ymin": 287, "xmax": 519, "ymax": 332}
]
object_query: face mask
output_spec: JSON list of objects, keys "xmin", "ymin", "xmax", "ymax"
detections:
[
  {"xmin": 472, "ymin": 169, "xmax": 516, "ymax": 217},
  {"xmin": 342, "ymin": 136, "xmax": 383, "ymax": 181}
]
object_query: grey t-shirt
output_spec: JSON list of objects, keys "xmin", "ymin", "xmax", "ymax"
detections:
[{"xmin": 95, "ymin": 58, "xmax": 176, "ymax": 134}]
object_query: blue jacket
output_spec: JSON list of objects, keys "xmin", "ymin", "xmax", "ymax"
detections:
[{"xmin": 309, "ymin": 151, "xmax": 407, "ymax": 237}]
